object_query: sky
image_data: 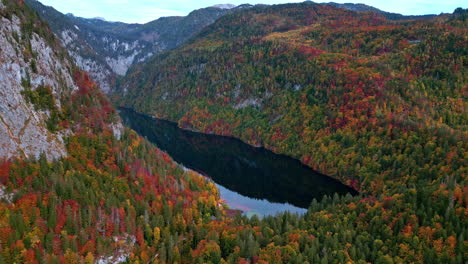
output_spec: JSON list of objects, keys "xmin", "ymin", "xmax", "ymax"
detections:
[{"xmin": 37, "ymin": 0, "xmax": 466, "ymax": 24}]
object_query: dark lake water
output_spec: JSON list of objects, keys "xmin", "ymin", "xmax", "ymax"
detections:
[{"xmin": 119, "ymin": 108, "xmax": 358, "ymax": 217}]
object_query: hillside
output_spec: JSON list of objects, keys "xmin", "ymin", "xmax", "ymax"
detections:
[
  {"xmin": 2, "ymin": 0, "xmax": 467, "ymax": 263},
  {"xmin": 25, "ymin": 0, "xmax": 238, "ymax": 93},
  {"xmin": 322, "ymin": 2, "xmax": 437, "ymax": 20},
  {"xmin": 24, "ymin": 0, "xmax": 437, "ymax": 94},
  {"xmin": 0, "ymin": 1, "xmax": 222, "ymax": 262},
  {"xmin": 116, "ymin": 2, "xmax": 466, "ymax": 191},
  {"xmin": 114, "ymin": 3, "xmax": 466, "ymax": 262},
  {"xmin": 0, "ymin": 0, "xmax": 78, "ymax": 159}
]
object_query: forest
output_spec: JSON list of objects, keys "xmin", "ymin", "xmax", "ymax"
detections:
[
  {"xmin": 0, "ymin": 0, "xmax": 466, "ymax": 263},
  {"xmin": 114, "ymin": 3, "xmax": 467, "ymax": 263}
]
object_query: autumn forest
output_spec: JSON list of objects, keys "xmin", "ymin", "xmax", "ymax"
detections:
[{"xmin": 0, "ymin": 0, "xmax": 466, "ymax": 263}]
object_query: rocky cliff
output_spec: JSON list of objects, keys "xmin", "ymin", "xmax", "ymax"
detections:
[
  {"xmin": 0, "ymin": 1, "xmax": 78, "ymax": 160},
  {"xmin": 26, "ymin": 0, "xmax": 238, "ymax": 93},
  {"xmin": 0, "ymin": 3, "xmax": 223, "ymax": 264},
  {"xmin": 0, "ymin": 0, "xmax": 123, "ymax": 160}
]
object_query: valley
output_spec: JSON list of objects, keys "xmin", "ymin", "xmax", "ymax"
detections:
[
  {"xmin": 25, "ymin": 0, "xmax": 239, "ymax": 93},
  {"xmin": 119, "ymin": 108, "xmax": 357, "ymax": 217},
  {"xmin": 0, "ymin": 0, "xmax": 466, "ymax": 263}
]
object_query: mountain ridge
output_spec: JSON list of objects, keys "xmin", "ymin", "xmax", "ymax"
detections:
[
  {"xmin": 212, "ymin": 4, "xmax": 237, "ymax": 9},
  {"xmin": 116, "ymin": 2, "xmax": 466, "ymax": 184},
  {"xmin": 25, "ymin": 0, "xmax": 239, "ymax": 93},
  {"xmin": 25, "ymin": 0, "xmax": 442, "ymax": 94},
  {"xmin": 113, "ymin": 3, "xmax": 466, "ymax": 261},
  {"xmin": 1, "ymin": 0, "xmax": 466, "ymax": 263},
  {"xmin": 323, "ymin": 2, "xmax": 438, "ymax": 20},
  {"xmin": 0, "ymin": 1, "xmax": 225, "ymax": 263}
]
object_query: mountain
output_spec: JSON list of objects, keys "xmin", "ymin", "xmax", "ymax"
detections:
[
  {"xmin": 0, "ymin": 0, "xmax": 80, "ymax": 159},
  {"xmin": 114, "ymin": 2, "xmax": 466, "ymax": 262},
  {"xmin": 115, "ymin": 2, "xmax": 465, "ymax": 188},
  {"xmin": 2, "ymin": 0, "xmax": 467, "ymax": 263},
  {"xmin": 24, "ymin": 0, "xmax": 434, "ymax": 94},
  {"xmin": 0, "ymin": 0, "xmax": 225, "ymax": 262},
  {"xmin": 212, "ymin": 4, "xmax": 237, "ymax": 9},
  {"xmin": 323, "ymin": 2, "xmax": 438, "ymax": 20},
  {"xmin": 117, "ymin": 2, "xmax": 467, "ymax": 184},
  {"xmin": 25, "ymin": 0, "xmax": 238, "ymax": 93}
]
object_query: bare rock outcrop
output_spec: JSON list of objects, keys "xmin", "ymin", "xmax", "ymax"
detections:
[{"xmin": 0, "ymin": 13, "xmax": 77, "ymax": 160}]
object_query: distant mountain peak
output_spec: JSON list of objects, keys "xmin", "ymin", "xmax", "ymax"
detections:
[
  {"xmin": 212, "ymin": 4, "xmax": 236, "ymax": 9},
  {"xmin": 92, "ymin": 16, "xmax": 107, "ymax": 21},
  {"xmin": 324, "ymin": 2, "xmax": 384, "ymax": 13},
  {"xmin": 26, "ymin": 0, "xmax": 236, "ymax": 93}
]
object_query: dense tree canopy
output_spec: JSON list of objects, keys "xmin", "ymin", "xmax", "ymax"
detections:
[
  {"xmin": 1, "ymin": 0, "xmax": 466, "ymax": 263},
  {"xmin": 114, "ymin": 3, "xmax": 467, "ymax": 263}
]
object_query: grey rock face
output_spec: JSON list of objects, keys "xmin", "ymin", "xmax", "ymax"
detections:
[
  {"xmin": 57, "ymin": 27, "xmax": 148, "ymax": 93},
  {"xmin": 26, "ymin": 0, "xmax": 236, "ymax": 94},
  {"xmin": 0, "ymin": 14, "xmax": 77, "ymax": 160}
]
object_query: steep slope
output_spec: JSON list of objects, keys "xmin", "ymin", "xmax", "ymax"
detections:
[
  {"xmin": 0, "ymin": 0, "xmax": 78, "ymax": 159},
  {"xmin": 25, "ymin": 0, "xmax": 238, "ymax": 93},
  {"xmin": 115, "ymin": 4, "xmax": 466, "ymax": 262},
  {"xmin": 121, "ymin": 6, "xmax": 243, "ymax": 49},
  {"xmin": 25, "ymin": 0, "xmax": 142, "ymax": 92},
  {"xmin": 323, "ymin": 2, "xmax": 437, "ymax": 20},
  {"xmin": 116, "ymin": 2, "xmax": 466, "ymax": 192},
  {"xmin": 2, "ymin": 1, "xmax": 467, "ymax": 263},
  {"xmin": 0, "ymin": 0, "xmax": 223, "ymax": 262}
]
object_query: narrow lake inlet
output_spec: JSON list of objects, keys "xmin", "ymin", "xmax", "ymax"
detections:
[{"xmin": 119, "ymin": 108, "xmax": 358, "ymax": 217}]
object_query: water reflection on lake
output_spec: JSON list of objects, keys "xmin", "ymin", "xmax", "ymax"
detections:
[{"xmin": 119, "ymin": 108, "xmax": 358, "ymax": 217}]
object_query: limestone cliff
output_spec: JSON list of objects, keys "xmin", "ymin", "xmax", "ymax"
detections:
[
  {"xmin": 0, "ymin": 0, "xmax": 121, "ymax": 160},
  {"xmin": 26, "ymin": 0, "xmax": 238, "ymax": 93}
]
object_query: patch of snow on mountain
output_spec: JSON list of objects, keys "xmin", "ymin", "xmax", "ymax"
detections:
[{"xmin": 212, "ymin": 4, "xmax": 236, "ymax": 9}]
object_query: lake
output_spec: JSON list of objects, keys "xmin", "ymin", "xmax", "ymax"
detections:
[{"xmin": 119, "ymin": 108, "xmax": 358, "ymax": 217}]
